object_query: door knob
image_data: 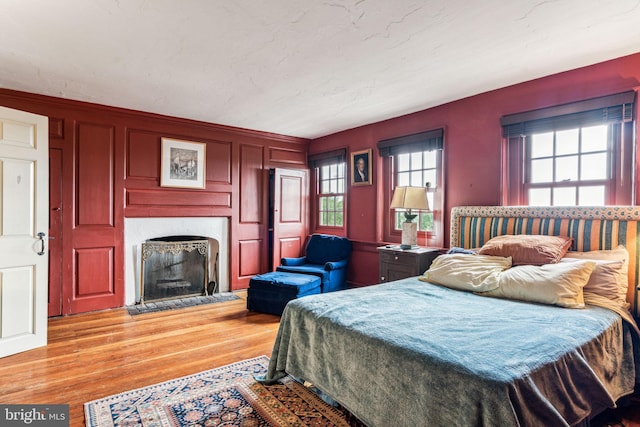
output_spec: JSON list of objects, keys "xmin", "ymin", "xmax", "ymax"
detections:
[{"xmin": 37, "ymin": 232, "xmax": 46, "ymax": 256}]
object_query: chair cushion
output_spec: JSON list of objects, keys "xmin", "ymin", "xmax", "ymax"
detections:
[
  {"xmin": 249, "ymin": 271, "xmax": 321, "ymax": 294},
  {"xmin": 305, "ymin": 234, "xmax": 352, "ymax": 265},
  {"xmin": 276, "ymin": 265, "xmax": 329, "ymax": 282}
]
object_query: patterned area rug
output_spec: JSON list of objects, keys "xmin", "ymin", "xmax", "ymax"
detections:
[{"xmin": 84, "ymin": 356, "xmax": 365, "ymax": 426}]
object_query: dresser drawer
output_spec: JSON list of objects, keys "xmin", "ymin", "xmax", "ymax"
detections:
[
  {"xmin": 377, "ymin": 246, "xmax": 441, "ymax": 283},
  {"xmin": 379, "ymin": 250, "xmax": 418, "ymax": 267}
]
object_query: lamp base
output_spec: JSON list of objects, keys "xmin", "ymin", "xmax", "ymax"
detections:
[{"xmin": 401, "ymin": 221, "xmax": 418, "ymax": 249}]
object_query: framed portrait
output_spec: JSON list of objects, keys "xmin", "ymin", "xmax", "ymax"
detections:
[
  {"xmin": 160, "ymin": 138, "xmax": 206, "ymax": 189},
  {"xmin": 351, "ymin": 148, "xmax": 372, "ymax": 186}
]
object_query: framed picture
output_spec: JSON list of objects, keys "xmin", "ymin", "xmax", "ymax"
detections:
[
  {"xmin": 351, "ymin": 148, "xmax": 372, "ymax": 186},
  {"xmin": 160, "ymin": 138, "xmax": 206, "ymax": 189}
]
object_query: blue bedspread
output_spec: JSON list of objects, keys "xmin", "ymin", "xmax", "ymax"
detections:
[{"xmin": 266, "ymin": 278, "xmax": 639, "ymax": 427}]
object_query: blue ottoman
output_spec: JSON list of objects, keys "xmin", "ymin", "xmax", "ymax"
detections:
[{"xmin": 247, "ymin": 272, "xmax": 321, "ymax": 316}]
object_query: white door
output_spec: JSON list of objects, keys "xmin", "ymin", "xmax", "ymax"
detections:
[{"xmin": 0, "ymin": 106, "xmax": 48, "ymax": 358}]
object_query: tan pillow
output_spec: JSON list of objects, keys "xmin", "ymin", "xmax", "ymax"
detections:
[
  {"xmin": 562, "ymin": 245, "xmax": 629, "ymax": 308},
  {"xmin": 478, "ymin": 234, "xmax": 572, "ymax": 265},
  {"xmin": 482, "ymin": 261, "xmax": 595, "ymax": 308},
  {"xmin": 420, "ymin": 254, "xmax": 512, "ymax": 292}
]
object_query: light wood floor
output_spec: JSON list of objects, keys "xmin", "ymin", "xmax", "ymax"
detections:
[{"xmin": 0, "ymin": 291, "xmax": 280, "ymax": 427}]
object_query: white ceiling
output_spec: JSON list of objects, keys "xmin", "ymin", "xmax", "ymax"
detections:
[{"xmin": 2, "ymin": 1, "xmax": 640, "ymax": 139}]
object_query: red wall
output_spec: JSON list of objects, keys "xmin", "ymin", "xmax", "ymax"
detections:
[
  {"xmin": 0, "ymin": 89, "xmax": 308, "ymax": 314},
  {"xmin": 311, "ymin": 52, "xmax": 640, "ymax": 287},
  {"xmin": 2, "ymin": 52, "xmax": 639, "ymax": 302}
]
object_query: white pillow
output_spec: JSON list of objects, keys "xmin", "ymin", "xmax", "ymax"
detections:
[
  {"xmin": 562, "ymin": 245, "xmax": 629, "ymax": 308},
  {"xmin": 420, "ymin": 254, "xmax": 512, "ymax": 292},
  {"xmin": 482, "ymin": 261, "xmax": 596, "ymax": 308}
]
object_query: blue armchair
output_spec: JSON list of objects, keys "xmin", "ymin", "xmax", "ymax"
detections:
[{"xmin": 276, "ymin": 234, "xmax": 352, "ymax": 293}]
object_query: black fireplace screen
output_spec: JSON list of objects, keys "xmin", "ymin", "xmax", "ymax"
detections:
[{"xmin": 140, "ymin": 236, "xmax": 208, "ymax": 303}]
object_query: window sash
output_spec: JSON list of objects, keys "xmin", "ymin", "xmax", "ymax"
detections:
[
  {"xmin": 314, "ymin": 157, "xmax": 346, "ymax": 229},
  {"xmin": 502, "ymin": 92, "xmax": 635, "ymax": 207},
  {"xmin": 380, "ymin": 158, "xmax": 445, "ymax": 246},
  {"xmin": 393, "ymin": 152, "xmax": 437, "ymax": 232},
  {"xmin": 318, "ymin": 194, "xmax": 344, "ymax": 227},
  {"xmin": 505, "ymin": 122, "xmax": 632, "ymax": 206}
]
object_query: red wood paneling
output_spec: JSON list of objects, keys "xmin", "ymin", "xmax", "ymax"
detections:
[
  {"xmin": 49, "ymin": 118, "xmax": 64, "ymax": 139},
  {"xmin": 127, "ymin": 130, "xmax": 159, "ymax": 178},
  {"xmin": 77, "ymin": 122, "xmax": 114, "ymax": 226},
  {"xmin": 127, "ymin": 189, "xmax": 231, "ymax": 207},
  {"xmin": 206, "ymin": 140, "xmax": 232, "ymax": 183},
  {"xmin": 0, "ymin": 89, "xmax": 307, "ymax": 303},
  {"xmin": 346, "ymin": 241, "xmax": 381, "ymax": 287},
  {"xmin": 75, "ymin": 247, "xmax": 114, "ymax": 296},
  {"xmin": 239, "ymin": 145, "xmax": 264, "ymax": 223},
  {"xmin": 279, "ymin": 237, "xmax": 302, "ymax": 259},
  {"xmin": 239, "ymin": 240, "xmax": 261, "ymax": 277},
  {"xmin": 232, "ymin": 144, "xmax": 267, "ymax": 289},
  {"xmin": 48, "ymin": 148, "xmax": 63, "ymax": 317},
  {"xmin": 68, "ymin": 120, "xmax": 122, "ymax": 313},
  {"xmin": 125, "ymin": 134, "xmax": 234, "ymax": 216},
  {"xmin": 269, "ymin": 147, "xmax": 306, "ymax": 165}
]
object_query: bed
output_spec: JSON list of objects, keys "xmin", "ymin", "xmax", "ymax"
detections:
[{"xmin": 265, "ymin": 206, "xmax": 640, "ymax": 426}]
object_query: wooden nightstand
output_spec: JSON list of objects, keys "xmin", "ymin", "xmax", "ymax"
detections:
[{"xmin": 377, "ymin": 246, "xmax": 442, "ymax": 283}]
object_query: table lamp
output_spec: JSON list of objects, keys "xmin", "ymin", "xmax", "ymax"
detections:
[{"xmin": 390, "ymin": 186, "xmax": 429, "ymax": 249}]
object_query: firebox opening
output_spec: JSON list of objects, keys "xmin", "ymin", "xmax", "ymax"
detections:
[{"xmin": 140, "ymin": 235, "xmax": 210, "ymax": 304}]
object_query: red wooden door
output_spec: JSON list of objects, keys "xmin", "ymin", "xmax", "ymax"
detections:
[
  {"xmin": 65, "ymin": 122, "xmax": 123, "ymax": 314},
  {"xmin": 272, "ymin": 168, "xmax": 308, "ymax": 269}
]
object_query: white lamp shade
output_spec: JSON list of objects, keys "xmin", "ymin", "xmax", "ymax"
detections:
[{"xmin": 390, "ymin": 186, "xmax": 429, "ymax": 211}]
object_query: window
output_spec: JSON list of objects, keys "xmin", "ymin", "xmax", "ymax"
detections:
[
  {"xmin": 502, "ymin": 91, "xmax": 635, "ymax": 206},
  {"xmin": 378, "ymin": 129, "xmax": 444, "ymax": 247},
  {"xmin": 394, "ymin": 151, "xmax": 437, "ymax": 231},
  {"xmin": 309, "ymin": 149, "xmax": 346, "ymax": 230},
  {"xmin": 526, "ymin": 125, "xmax": 609, "ymax": 206},
  {"xmin": 318, "ymin": 162, "xmax": 345, "ymax": 227}
]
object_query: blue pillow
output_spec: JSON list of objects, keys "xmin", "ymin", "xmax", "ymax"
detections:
[{"xmin": 446, "ymin": 247, "xmax": 476, "ymax": 255}]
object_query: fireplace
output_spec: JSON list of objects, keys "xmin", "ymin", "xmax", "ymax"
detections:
[
  {"xmin": 141, "ymin": 236, "xmax": 209, "ymax": 303},
  {"xmin": 124, "ymin": 217, "xmax": 229, "ymax": 305}
]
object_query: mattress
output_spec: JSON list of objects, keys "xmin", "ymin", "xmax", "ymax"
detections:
[{"xmin": 265, "ymin": 278, "xmax": 639, "ymax": 427}]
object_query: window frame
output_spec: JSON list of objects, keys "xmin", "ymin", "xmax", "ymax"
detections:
[
  {"xmin": 523, "ymin": 125, "xmax": 615, "ymax": 205},
  {"xmin": 392, "ymin": 150, "xmax": 439, "ymax": 233},
  {"xmin": 316, "ymin": 162, "xmax": 346, "ymax": 228},
  {"xmin": 378, "ymin": 129, "xmax": 445, "ymax": 247},
  {"xmin": 309, "ymin": 149, "xmax": 347, "ymax": 233},
  {"xmin": 502, "ymin": 92, "xmax": 635, "ymax": 206}
]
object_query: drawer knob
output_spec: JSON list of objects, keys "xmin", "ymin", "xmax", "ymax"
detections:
[{"xmin": 394, "ymin": 256, "xmax": 398, "ymax": 260}]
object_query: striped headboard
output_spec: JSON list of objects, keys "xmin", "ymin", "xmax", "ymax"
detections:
[{"xmin": 450, "ymin": 206, "xmax": 640, "ymax": 317}]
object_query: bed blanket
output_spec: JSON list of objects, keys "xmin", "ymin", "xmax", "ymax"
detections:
[{"xmin": 265, "ymin": 278, "xmax": 639, "ymax": 427}]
